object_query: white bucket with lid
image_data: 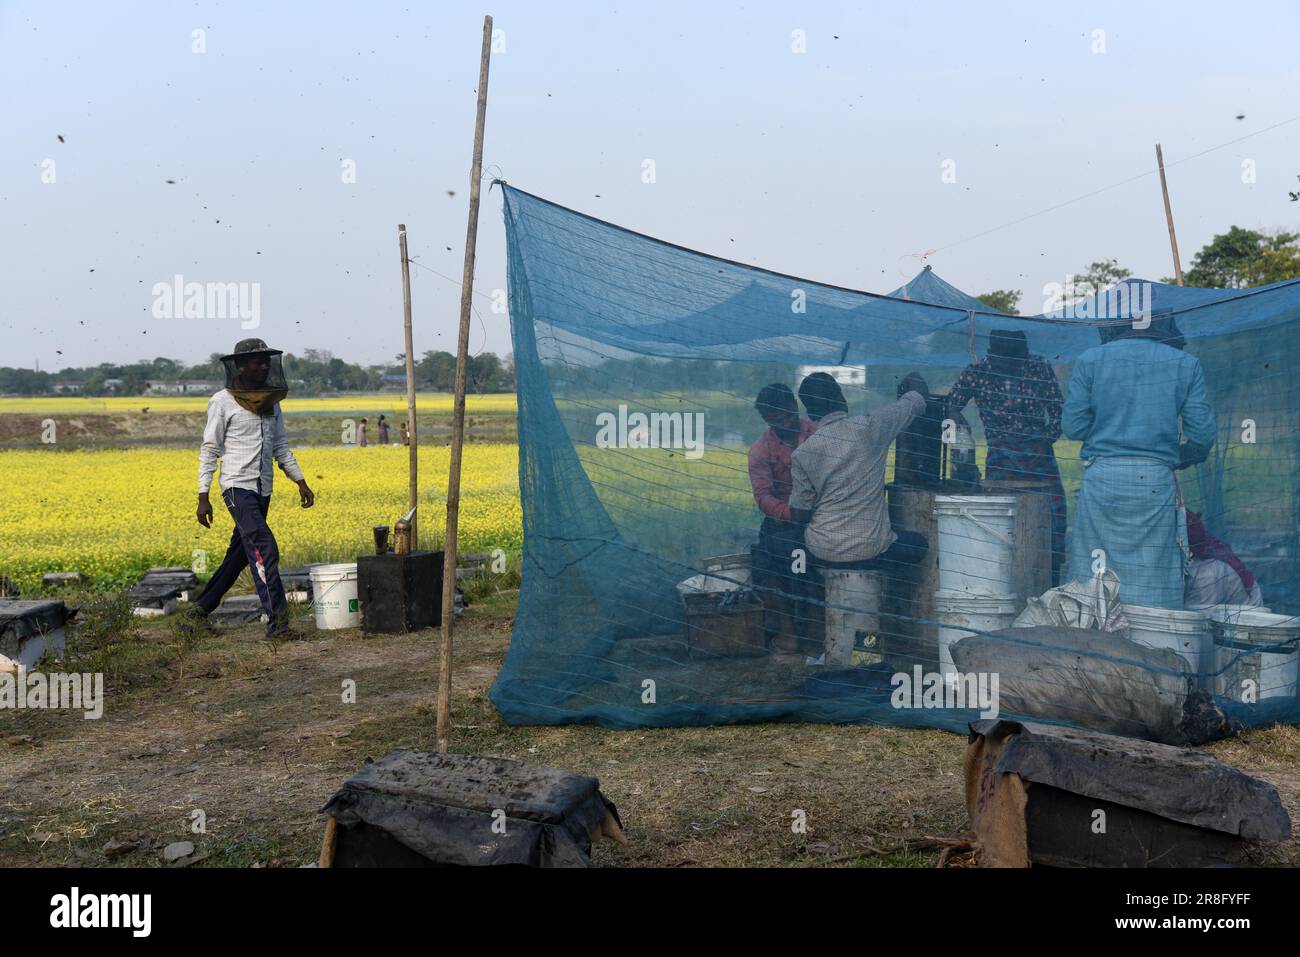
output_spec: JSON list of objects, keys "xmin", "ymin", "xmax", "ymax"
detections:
[
  {"xmin": 936, "ymin": 590, "xmax": 1019, "ymax": 686},
  {"xmin": 933, "ymin": 495, "xmax": 1017, "ymax": 595},
  {"xmin": 1122, "ymin": 603, "xmax": 1210, "ymax": 687},
  {"xmin": 310, "ymin": 562, "xmax": 360, "ymax": 630},
  {"xmin": 1211, "ymin": 610, "xmax": 1300, "ymax": 702}
]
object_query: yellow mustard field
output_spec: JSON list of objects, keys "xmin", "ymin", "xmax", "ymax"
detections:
[
  {"xmin": 0, "ymin": 393, "xmax": 517, "ymax": 415},
  {"xmin": 0, "ymin": 445, "xmax": 521, "ymax": 589}
]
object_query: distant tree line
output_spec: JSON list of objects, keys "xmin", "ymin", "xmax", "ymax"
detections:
[
  {"xmin": 974, "ymin": 226, "xmax": 1300, "ymax": 315},
  {"xmin": 0, "ymin": 349, "xmax": 515, "ymax": 396}
]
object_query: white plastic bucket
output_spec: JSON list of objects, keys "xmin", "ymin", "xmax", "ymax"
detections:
[
  {"xmin": 933, "ymin": 495, "xmax": 1017, "ymax": 595},
  {"xmin": 1211, "ymin": 610, "xmax": 1300, "ymax": 702},
  {"xmin": 936, "ymin": 590, "xmax": 1018, "ymax": 685},
  {"xmin": 1198, "ymin": 603, "xmax": 1271, "ymax": 621},
  {"xmin": 822, "ymin": 569, "xmax": 883, "ymax": 669},
  {"xmin": 1122, "ymin": 603, "xmax": 1211, "ymax": 686},
  {"xmin": 311, "ymin": 562, "xmax": 360, "ymax": 630}
]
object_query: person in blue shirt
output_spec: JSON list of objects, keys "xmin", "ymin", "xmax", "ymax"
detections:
[{"xmin": 1062, "ymin": 315, "xmax": 1216, "ymax": 609}]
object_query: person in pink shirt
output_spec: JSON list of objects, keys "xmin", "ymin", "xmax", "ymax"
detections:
[{"xmin": 747, "ymin": 383, "xmax": 818, "ymax": 654}]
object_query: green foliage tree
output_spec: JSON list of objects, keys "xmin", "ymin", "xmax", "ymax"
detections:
[
  {"xmin": 0, "ymin": 367, "xmax": 52, "ymax": 394},
  {"xmin": 1072, "ymin": 259, "xmax": 1132, "ymax": 299},
  {"xmin": 1, "ymin": 346, "xmax": 518, "ymax": 397},
  {"xmin": 975, "ymin": 289, "xmax": 1022, "ymax": 314},
  {"xmin": 416, "ymin": 350, "xmax": 457, "ymax": 391},
  {"xmin": 1184, "ymin": 226, "xmax": 1300, "ymax": 288}
]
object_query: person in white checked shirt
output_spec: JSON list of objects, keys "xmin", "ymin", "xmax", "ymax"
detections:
[{"xmin": 189, "ymin": 338, "xmax": 316, "ymax": 637}]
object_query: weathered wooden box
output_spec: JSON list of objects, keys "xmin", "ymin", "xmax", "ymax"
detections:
[{"xmin": 965, "ymin": 719, "xmax": 1291, "ymax": 867}]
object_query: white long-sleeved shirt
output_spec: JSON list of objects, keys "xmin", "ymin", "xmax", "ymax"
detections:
[
  {"xmin": 198, "ymin": 389, "xmax": 304, "ymax": 496},
  {"xmin": 788, "ymin": 392, "xmax": 925, "ymax": 563}
]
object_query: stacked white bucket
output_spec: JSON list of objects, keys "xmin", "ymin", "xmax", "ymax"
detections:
[
  {"xmin": 933, "ymin": 496, "xmax": 1020, "ymax": 687},
  {"xmin": 1121, "ymin": 602, "xmax": 1300, "ymax": 698},
  {"xmin": 822, "ymin": 569, "xmax": 883, "ymax": 669}
]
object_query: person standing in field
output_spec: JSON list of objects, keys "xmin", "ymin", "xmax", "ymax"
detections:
[
  {"xmin": 1062, "ymin": 316, "xmax": 1215, "ymax": 609},
  {"xmin": 377, "ymin": 414, "xmax": 390, "ymax": 445},
  {"xmin": 357, "ymin": 418, "xmax": 369, "ymax": 447},
  {"xmin": 400, "ymin": 422, "xmax": 410, "ymax": 446},
  {"xmin": 190, "ymin": 338, "xmax": 315, "ymax": 638},
  {"xmin": 747, "ymin": 383, "xmax": 818, "ymax": 655}
]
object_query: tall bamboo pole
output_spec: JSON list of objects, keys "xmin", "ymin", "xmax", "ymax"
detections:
[
  {"xmin": 399, "ymin": 224, "xmax": 418, "ymax": 544},
  {"xmin": 1155, "ymin": 144, "xmax": 1185, "ymax": 285},
  {"xmin": 437, "ymin": 14, "xmax": 493, "ymax": 752}
]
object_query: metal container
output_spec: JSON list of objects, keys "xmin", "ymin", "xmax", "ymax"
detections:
[{"xmin": 393, "ymin": 520, "xmax": 412, "ymax": 555}]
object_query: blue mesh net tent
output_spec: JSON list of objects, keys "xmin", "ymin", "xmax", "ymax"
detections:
[{"xmin": 490, "ymin": 183, "xmax": 1300, "ymax": 739}]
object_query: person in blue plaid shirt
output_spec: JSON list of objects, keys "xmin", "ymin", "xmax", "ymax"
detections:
[{"xmin": 947, "ymin": 330, "xmax": 1066, "ymax": 584}]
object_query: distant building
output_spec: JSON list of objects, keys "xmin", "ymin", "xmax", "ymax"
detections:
[
  {"xmin": 103, "ymin": 378, "xmax": 123, "ymax": 392},
  {"xmin": 52, "ymin": 380, "xmax": 87, "ymax": 394},
  {"xmin": 145, "ymin": 379, "xmax": 221, "ymax": 395},
  {"xmin": 795, "ymin": 364, "xmax": 867, "ymax": 389},
  {"xmin": 380, "ymin": 372, "xmax": 408, "ymax": 391}
]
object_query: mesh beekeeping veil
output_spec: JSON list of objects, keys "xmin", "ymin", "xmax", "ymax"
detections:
[{"xmin": 220, "ymin": 338, "xmax": 288, "ymax": 415}]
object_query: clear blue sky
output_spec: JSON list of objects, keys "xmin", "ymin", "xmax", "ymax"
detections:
[{"xmin": 3, "ymin": 0, "xmax": 1298, "ymax": 372}]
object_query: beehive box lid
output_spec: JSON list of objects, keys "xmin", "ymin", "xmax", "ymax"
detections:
[
  {"xmin": 140, "ymin": 568, "xmax": 199, "ymax": 587},
  {"xmin": 0, "ymin": 600, "xmax": 68, "ymax": 654},
  {"xmin": 126, "ymin": 582, "xmax": 184, "ymax": 601},
  {"xmin": 210, "ymin": 594, "xmax": 265, "ymax": 624},
  {"xmin": 969, "ymin": 719, "xmax": 1291, "ymax": 841},
  {"xmin": 42, "ymin": 571, "xmax": 82, "ymax": 584},
  {"xmin": 321, "ymin": 750, "xmax": 615, "ymax": 867},
  {"xmin": 279, "ymin": 566, "xmax": 318, "ymax": 589}
]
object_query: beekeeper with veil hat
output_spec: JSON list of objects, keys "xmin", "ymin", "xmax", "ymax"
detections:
[{"xmin": 186, "ymin": 338, "xmax": 316, "ymax": 639}]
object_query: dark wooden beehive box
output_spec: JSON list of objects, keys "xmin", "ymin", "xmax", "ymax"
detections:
[
  {"xmin": 320, "ymin": 750, "xmax": 622, "ymax": 867},
  {"xmin": 966, "ymin": 719, "xmax": 1291, "ymax": 867},
  {"xmin": 357, "ymin": 550, "xmax": 444, "ymax": 634}
]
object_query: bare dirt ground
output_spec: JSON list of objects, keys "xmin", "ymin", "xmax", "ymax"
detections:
[{"xmin": 2, "ymin": 589, "xmax": 1298, "ymax": 868}]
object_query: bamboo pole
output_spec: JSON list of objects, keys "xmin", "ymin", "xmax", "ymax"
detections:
[
  {"xmin": 437, "ymin": 14, "xmax": 493, "ymax": 752},
  {"xmin": 399, "ymin": 224, "xmax": 418, "ymax": 545},
  {"xmin": 1155, "ymin": 144, "xmax": 1185, "ymax": 285}
]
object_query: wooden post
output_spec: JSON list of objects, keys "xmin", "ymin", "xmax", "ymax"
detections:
[
  {"xmin": 1155, "ymin": 143, "xmax": 1184, "ymax": 285},
  {"xmin": 399, "ymin": 224, "xmax": 418, "ymax": 545},
  {"xmin": 437, "ymin": 14, "xmax": 493, "ymax": 753}
]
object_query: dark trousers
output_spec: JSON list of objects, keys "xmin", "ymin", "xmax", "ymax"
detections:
[
  {"xmin": 194, "ymin": 488, "xmax": 289, "ymax": 633},
  {"xmin": 813, "ymin": 530, "xmax": 929, "ymax": 576},
  {"xmin": 754, "ymin": 518, "xmax": 824, "ymax": 650}
]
